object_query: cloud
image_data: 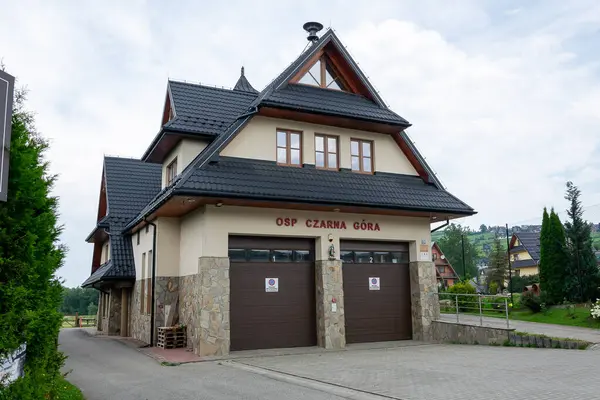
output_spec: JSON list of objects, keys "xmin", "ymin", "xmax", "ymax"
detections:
[{"xmin": 1, "ymin": 1, "xmax": 599, "ymax": 286}]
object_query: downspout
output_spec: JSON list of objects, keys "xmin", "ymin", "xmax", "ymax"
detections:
[
  {"xmin": 431, "ymin": 218, "xmax": 450, "ymax": 233},
  {"xmin": 145, "ymin": 218, "xmax": 158, "ymax": 346}
]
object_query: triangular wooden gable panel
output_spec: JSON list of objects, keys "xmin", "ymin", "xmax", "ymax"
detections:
[{"xmin": 288, "ymin": 41, "xmax": 376, "ymax": 101}]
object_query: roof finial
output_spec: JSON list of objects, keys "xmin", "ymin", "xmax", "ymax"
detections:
[{"xmin": 241, "ymin": 66, "xmax": 245, "ymax": 77}]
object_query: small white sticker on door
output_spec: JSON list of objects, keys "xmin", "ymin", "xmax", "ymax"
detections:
[
  {"xmin": 331, "ymin": 303, "xmax": 337, "ymax": 313},
  {"xmin": 369, "ymin": 277, "xmax": 380, "ymax": 291},
  {"xmin": 265, "ymin": 278, "xmax": 279, "ymax": 292}
]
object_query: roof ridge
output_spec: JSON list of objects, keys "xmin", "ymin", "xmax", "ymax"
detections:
[{"xmin": 168, "ymin": 79, "xmax": 257, "ymax": 96}]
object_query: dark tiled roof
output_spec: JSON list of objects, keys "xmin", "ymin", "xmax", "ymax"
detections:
[
  {"xmin": 509, "ymin": 245, "xmax": 525, "ymax": 254},
  {"xmin": 177, "ymin": 157, "xmax": 474, "ymax": 214},
  {"xmin": 512, "ymin": 259, "xmax": 538, "ymax": 269},
  {"xmin": 165, "ymin": 81, "xmax": 257, "ymax": 135},
  {"xmin": 262, "ymin": 84, "xmax": 409, "ymax": 125},
  {"xmin": 104, "ymin": 157, "xmax": 162, "ymax": 226},
  {"xmin": 514, "ymin": 232, "xmax": 540, "ymax": 261},
  {"xmin": 233, "ymin": 68, "xmax": 258, "ymax": 93},
  {"xmin": 83, "ymin": 157, "xmax": 162, "ymax": 287}
]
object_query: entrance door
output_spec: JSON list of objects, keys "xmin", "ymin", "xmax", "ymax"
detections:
[
  {"xmin": 229, "ymin": 236, "xmax": 316, "ymax": 351},
  {"xmin": 341, "ymin": 240, "xmax": 412, "ymax": 343}
]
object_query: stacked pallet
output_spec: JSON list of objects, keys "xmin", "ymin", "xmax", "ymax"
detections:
[{"xmin": 157, "ymin": 326, "xmax": 186, "ymax": 349}]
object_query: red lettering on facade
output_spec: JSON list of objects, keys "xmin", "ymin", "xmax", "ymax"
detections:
[
  {"xmin": 276, "ymin": 217, "xmax": 284, "ymax": 226},
  {"xmin": 333, "ymin": 221, "xmax": 340, "ymax": 229},
  {"xmin": 291, "ymin": 218, "xmax": 297, "ymax": 227},
  {"xmin": 367, "ymin": 222, "xmax": 374, "ymax": 231},
  {"xmin": 341, "ymin": 221, "xmax": 347, "ymax": 229},
  {"xmin": 374, "ymin": 223, "xmax": 380, "ymax": 231},
  {"xmin": 306, "ymin": 219, "xmax": 312, "ymax": 228},
  {"xmin": 353, "ymin": 222, "xmax": 360, "ymax": 230},
  {"xmin": 327, "ymin": 220, "xmax": 333, "ymax": 229}
]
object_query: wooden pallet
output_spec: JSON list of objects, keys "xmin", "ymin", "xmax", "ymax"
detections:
[{"xmin": 157, "ymin": 326, "xmax": 187, "ymax": 349}]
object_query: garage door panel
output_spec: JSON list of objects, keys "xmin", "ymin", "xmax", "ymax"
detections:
[
  {"xmin": 229, "ymin": 236, "xmax": 316, "ymax": 351},
  {"xmin": 341, "ymin": 241, "xmax": 412, "ymax": 344}
]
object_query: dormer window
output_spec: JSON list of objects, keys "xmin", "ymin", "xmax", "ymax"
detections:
[{"xmin": 298, "ymin": 55, "xmax": 347, "ymax": 91}]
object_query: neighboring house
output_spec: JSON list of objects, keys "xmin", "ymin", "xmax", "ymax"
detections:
[
  {"xmin": 82, "ymin": 23, "xmax": 475, "ymax": 357},
  {"xmin": 509, "ymin": 232, "xmax": 540, "ymax": 277},
  {"xmin": 431, "ymin": 242, "xmax": 459, "ymax": 287}
]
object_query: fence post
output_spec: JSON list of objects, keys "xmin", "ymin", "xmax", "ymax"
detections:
[
  {"xmin": 455, "ymin": 294, "xmax": 459, "ymax": 323},
  {"xmin": 504, "ymin": 297, "xmax": 510, "ymax": 329},
  {"xmin": 479, "ymin": 294, "xmax": 483, "ymax": 326}
]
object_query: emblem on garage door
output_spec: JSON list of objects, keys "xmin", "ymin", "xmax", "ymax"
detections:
[
  {"xmin": 265, "ymin": 278, "xmax": 279, "ymax": 292},
  {"xmin": 369, "ymin": 277, "xmax": 381, "ymax": 290}
]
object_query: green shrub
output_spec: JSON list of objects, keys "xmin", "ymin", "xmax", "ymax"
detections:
[
  {"xmin": 445, "ymin": 281, "xmax": 477, "ymax": 312},
  {"xmin": 522, "ymin": 291, "xmax": 542, "ymax": 313}
]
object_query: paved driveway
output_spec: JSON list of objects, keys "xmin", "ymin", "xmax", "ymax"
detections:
[
  {"xmin": 60, "ymin": 329, "xmax": 345, "ymax": 400},
  {"xmin": 439, "ymin": 313, "xmax": 600, "ymax": 343},
  {"xmin": 236, "ymin": 344, "xmax": 599, "ymax": 400},
  {"xmin": 61, "ymin": 328, "xmax": 600, "ymax": 400}
]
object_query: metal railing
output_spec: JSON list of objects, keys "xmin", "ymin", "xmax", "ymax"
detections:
[{"xmin": 434, "ymin": 292, "xmax": 511, "ymax": 329}]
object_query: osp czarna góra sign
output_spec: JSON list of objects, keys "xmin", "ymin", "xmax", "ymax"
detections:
[{"xmin": 275, "ymin": 217, "xmax": 381, "ymax": 231}]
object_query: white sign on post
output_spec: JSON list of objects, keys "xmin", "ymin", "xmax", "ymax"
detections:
[
  {"xmin": 265, "ymin": 278, "xmax": 279, "ymax": 292},
  {"xmin": 368, "ymin": 277, "xmax": 381, "ymax": 291}
]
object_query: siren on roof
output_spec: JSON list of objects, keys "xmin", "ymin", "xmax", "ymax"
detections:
[{"xmin": 303, "ymin": 21, "xmax": 323, "ymax": 42}]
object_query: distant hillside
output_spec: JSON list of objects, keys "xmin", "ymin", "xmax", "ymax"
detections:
[
  {"xmin": 432, "ymin": 226, "xmax": 600, "ymax": 263},
  {"xmin": 431, "ymin": 231, "xmax": 499, "ymax": 261}
]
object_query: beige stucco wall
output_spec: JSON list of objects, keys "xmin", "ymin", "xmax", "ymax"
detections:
[
  {"xmin": 511, "ymin": 250, "xmax": 532, "ymax": 261},
  {"xmin": 176, "ymin": 205, "xmax": 431, "ymax": 276},
  {"xmin": 156, "ymin": 218, "xmax": 181, "ymax": 277},
  {"xmin": 179, "ymin": 208, "xmax": 207, "ymax": 276},
  {"xmin": 162, "ymin": 139, "xmax": 208, "ymax": 188},
  {"xmin": 132, "ymin": 226, "xmax": 154, "ymax": 280},
  {"xmin": 518, "ymin": 266, "xmax": 539, "ymax": 277},
  {"xmin": 220, "ymin": 116, "xmax": 418, "ymax": 175}
]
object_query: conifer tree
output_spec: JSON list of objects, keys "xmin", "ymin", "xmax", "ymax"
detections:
[{"xmin": 0, "ymin": 90, "xmax": 66, "ymax": 398}]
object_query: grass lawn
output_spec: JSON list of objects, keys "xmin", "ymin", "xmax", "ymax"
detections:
[
  {"xmin": 62, "ymin": 315, "xmax": 95, "ymax": 328},
  {"xmin": 509, "ymin": 307, "xmax": 600, "ymax": 329},
  {"xmin": 51, "ymin": 376, "xmax": 84, "ymax": 400}
]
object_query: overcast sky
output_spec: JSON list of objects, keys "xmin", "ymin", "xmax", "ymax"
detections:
[{"xmin": 1, "ymin": 1, "xmax": 600, "ymax": 287}]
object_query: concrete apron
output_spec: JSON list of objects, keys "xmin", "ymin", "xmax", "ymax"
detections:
[{"xmin": 173, "ymin": 340, "xmax": 430, "ymax": 364}]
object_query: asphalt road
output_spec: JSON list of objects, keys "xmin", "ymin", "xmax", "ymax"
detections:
[{"xmin": 60, "ymin": 329, "xmax": 347, "ymax": 400}]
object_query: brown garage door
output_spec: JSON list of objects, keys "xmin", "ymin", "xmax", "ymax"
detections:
[
  {"xmin": 229, "ymin": 236, "xmax": 316, "ymax": 351},
  {"xmin": 341, "ymin": 240, "xmax": 412, "ymax": 343}
]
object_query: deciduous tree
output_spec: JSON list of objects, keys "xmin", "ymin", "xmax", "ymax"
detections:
[{"xmin": 437, "ymin": 224, "xmax": 479, "ymax": 279}]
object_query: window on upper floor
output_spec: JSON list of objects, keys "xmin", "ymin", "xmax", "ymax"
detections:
[
  {"xmin": 166, "ymin": 157, "xmax": 178, "ymax": 186},
  {"xmin": 276, "ymin": 130, "xmax": 302, "ymax": 166},
  {"xmin": 351, "ymin": 139, "xmax": 373, "ymax": 173},
  {"xmin": 298, "ymin": 55, "xmax": 348, "ymax": 91},
  {"xmin": 315, "ymin": 134, "xmax": 338, "ymax": 170}
]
